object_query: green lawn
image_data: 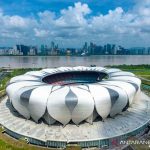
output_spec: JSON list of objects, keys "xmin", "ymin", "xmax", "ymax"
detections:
[
  {"xmin": 107, "ymin": 64, "xmax": 150, "ymax": 85},
  {"xmin": 0, "ymin": 132, "xmax": 56, "ymax": 150},
  {"xmin": 0, "ymin": 68, "xmax": 41, "ymax": 91}
]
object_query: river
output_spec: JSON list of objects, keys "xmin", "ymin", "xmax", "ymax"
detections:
[{"xmin": 0, "ymin": 55, "xmax": 150, "ymax": 68}]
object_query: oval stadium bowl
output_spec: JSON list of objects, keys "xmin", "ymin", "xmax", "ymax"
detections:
[{"xmin": 6, "ymin": 66, "xmax": 141, "ymax": 125}]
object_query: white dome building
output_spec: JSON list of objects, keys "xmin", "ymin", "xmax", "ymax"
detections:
[{"xmin": 6, "ymin": 66, "xmax": 141, "ymax": 126}]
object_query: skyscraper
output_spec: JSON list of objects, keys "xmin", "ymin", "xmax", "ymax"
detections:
[{"xmin": 16, "ymin": 45, "xmax": 30, "ymax": 56}]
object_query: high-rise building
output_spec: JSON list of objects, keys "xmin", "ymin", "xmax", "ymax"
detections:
[
  {"xmin": 147, "ymin": 47, "xmax": 150, "ymax": 54},
  {"xmin": 40, "ymin": 44, "xmax": 48, "ymax": 55},
  {"xmin": 16, "ymin": 45, "xmax": 30, "ymax": 55},
  {"xmin": 94, "ymin": 46, "xmax": 103, "ymax": 55},
  {"xmin": 50, "ymin": 41, "xmax": 55, "ymax": 55},
  {"xmin": 129, "ymin": 47, "xmax": 145, "ymax": 55},
  {"xmin": 28, "ymin": 46, "xmax": 38, "ymax": 55},
  {"xmin": 83, "ymin": 42, "xmax": 88, "ymax": 53},
  {"xmin": 103, "ymin": 44, "xmax": 116, "ymax": 55},
  {"xmin": 89, "ymin": 42, "xmax": 95, "ymax": 54},
  {"xmin": 50, "ymin": 41, "xmax": 58, "ymax": 55}
]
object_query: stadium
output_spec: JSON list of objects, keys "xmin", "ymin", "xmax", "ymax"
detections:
[{"xmin": 0, "ymin": 66, "xmax": 150, "ymax": 149}]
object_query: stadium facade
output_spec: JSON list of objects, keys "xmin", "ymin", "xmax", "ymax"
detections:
[{"xmin": 0, "ymin": 66, "xmax": 149, "ymax": 148}]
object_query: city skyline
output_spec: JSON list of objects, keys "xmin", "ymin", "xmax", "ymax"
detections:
[
  {"xmin": 0, "ymin": 0, "xmax": 150, "ymax": 47},
  {"xmin": 0, "ymin": 42, "xmax": 150, "ymax": 56}
]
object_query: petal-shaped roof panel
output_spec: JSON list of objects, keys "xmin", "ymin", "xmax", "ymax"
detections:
[
  {"xmin": 25, "ymin": 71, "xmax": 48, "ymax": 77},
  {"xmin": 100, "ymin": 85, "xmax": 128, "ymax": 117},
  {"xmin": 42, "ymin": 68, "xmax": 57, "ymax": 74},
  {"xmin": 71, "ymin": 87, "xmax": 94, "ymax": 125},
  {"xmin": 99, "ymin": 81, "xmax": 136, "ymax": 105},
  {"xmin": 109, "ymin": 71, "xmax": 135, "ymax": 77},
  {"xmin": 88, "ymin": 85, "xmax": 111, "ymax": 119},
  {"xmin": 106, "ymin": 68, "xmax": 121, "ymax": 73},
  {"xmin": 28, "ymin": 85, "xmax": 52, "ymax": 122},
  {"xmin": 12, "ymin": 86, "xmax": 38, "ymax": 119},
  {"xmin": 47, "ymin": 86, "xmax": 71, "ymax": 125},
  {"xmin": 9, "ymin": 75, "xmax": 40, "ymax": 83},
  {"xmin": 109, "ymin": 76, "xmax": 141, "ymax": 86},
  {"xmin": 6, "ymin": 81, "xmax": 45, "ymax": 103}
]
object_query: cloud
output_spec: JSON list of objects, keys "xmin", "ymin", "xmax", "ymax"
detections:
[
  {"xmin": 56, "ymin": 2, "xmax": 91, "ymax": 28},
  {"xmin": 34, "ymin": 28, "xmax": 49, "ymax": 37},
  {"xmin": 4, "ymin": 16, "xmax": 29, "ymax": 28},
  {"xmin": 0, "ymin": 1, "xmax": 150, "ymax": 47}
]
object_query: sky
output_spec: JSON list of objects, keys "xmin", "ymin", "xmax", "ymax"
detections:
[{"xmin": 0, "ymin": 0, "xmax": 150, "ymax": 48}]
